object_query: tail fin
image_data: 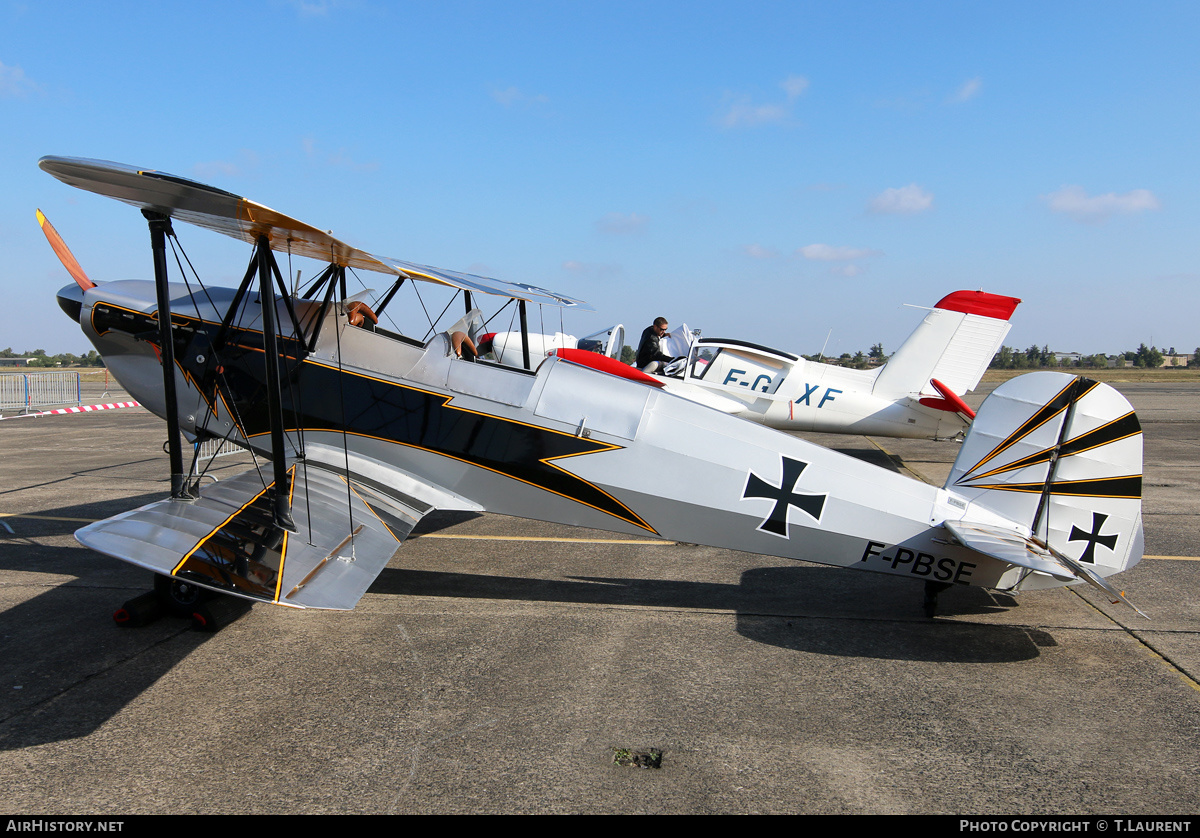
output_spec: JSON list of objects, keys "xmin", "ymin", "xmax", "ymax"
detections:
[
  {"xmin": 944, "ymin": 372, "xmax": 1144, "ymax": 608},
  {"xmin": 872, "ymin": 290, "xmax": 1020, "ymax": 400}
]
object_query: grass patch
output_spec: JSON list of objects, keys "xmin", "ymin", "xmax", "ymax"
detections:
[
  {"xmin": 982, "ymin": 368, "xmax": 1200, "ymax": 384},
  {"xmin": 613, "ymin": 747, "xmax": 663, "ymax": 769}
]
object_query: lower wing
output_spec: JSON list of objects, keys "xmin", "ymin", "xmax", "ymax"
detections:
[{"xmin": 76, "ymin": 465, "xmax": 427, "ymax": 610}]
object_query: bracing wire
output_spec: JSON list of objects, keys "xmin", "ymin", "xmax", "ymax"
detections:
[
  {"xmin": 421, "ymin": 292, "xmax": 459, "ymax": 342},
  {"xmin": 164, "ymin": 233, "xmax": 270, "ymax": 493}
]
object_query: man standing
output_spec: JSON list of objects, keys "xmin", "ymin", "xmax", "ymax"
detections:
[{"xmin": 636, "ymin": 317, "xmax": 674, "ymax": 373}]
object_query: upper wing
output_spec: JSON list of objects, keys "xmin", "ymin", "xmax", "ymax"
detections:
[
  {"xmin": 38, "ymin": 156, "xmax": 593, "ymax": 311},
  {"xmin": 76, "ymin": 464, "xmax": 427, "ymax": 610}
]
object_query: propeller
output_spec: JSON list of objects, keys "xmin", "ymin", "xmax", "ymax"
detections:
[{"xmin": 36, "ymin": 209, "xmax": 96, "ymax": 290}]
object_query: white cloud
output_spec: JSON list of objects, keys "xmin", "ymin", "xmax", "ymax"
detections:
[
  {"xmin": 721, "ymin": 101, "xmax": 787, "ymax": 128},
  {"xmin": 868, "ymin": 184, "xmax": 934, "ymax": 215},
  {"xmin": 489, "ymin": 85, "xmax": 549, "ymax": 108},
  {"xmin": 562, "ymin": 260, "xmax": 621, "ymax": 280},
  {"xmin": 832, "ymin": 264, "xmax": 863, "ymax": 277},
  {"xmin": 797, "ymin": 244, "xmax": 879, "ymax": 261},
  {"xmin": 949, "ymin": 77, "xmax": 982, "ymax": 104},
  {"xmin": 0, "ymin": 60, "xmax": 39, "ymax": 97},
  {"xmin": 300, "ymin": 137, "xmax": 379, "ymax": 172},
  {"xmin": 743, "ymin": 243, "xmax": 779, "ymax": 259},
  {"xmin": 596, "ymin": 212, "xmax": 648, "ymax": 234},
  {"xmin": 780, "ymin": 75, "xmax": 810, "ymax": 99},
  {"xmin": 193, "ymin": 150, "xmax": 261, "ymax": 180},
  {"xmin": 1042, "ymin": 185, "xmax": 1160, "ymax": 223},
  {"xmin": 282, "ymin": 0, "xmax": 344, "ymax": 17},
  {"xmin": 718, "ymin": 74, "xmax": 809, "ymax": 128}
]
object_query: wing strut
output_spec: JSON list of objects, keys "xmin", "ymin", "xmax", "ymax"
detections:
[
  {"xmin": 254, "ymin": 234, "xmax": 298, "ymax": 531},
  {"xmin": 143, "ymin": 210, "xmax": 193, "ymax": 501},
  {"xmin": 518, "ymin": 299, "xmax": 531, "ymax": 370}
]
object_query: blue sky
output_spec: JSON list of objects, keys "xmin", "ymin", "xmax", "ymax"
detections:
[{"xmin": 3, "ymin": 0, "xmax": 1197, "ymax": 358}]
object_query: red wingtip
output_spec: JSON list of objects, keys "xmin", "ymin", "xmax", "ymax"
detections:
[
  {"xmin": 36, "ymin": 209, "xmax": 96, "ymax": 291},
  {"xmin": 934, "ymin": 290, "xmax": 1020, "ymax": 321}
]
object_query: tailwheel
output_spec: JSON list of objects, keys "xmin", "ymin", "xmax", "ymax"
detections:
[
  {"xmin": 923, "ymin": 581, "xmax": 952, "ymax": 618},
  {"xmin": 154, "ymin": 573, "xmax": 214, "ymax": 618}
]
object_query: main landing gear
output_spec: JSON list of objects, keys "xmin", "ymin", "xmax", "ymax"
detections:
[{"xmin": 112, "ymin": 574, "xmax": 252, "ymax": 631}]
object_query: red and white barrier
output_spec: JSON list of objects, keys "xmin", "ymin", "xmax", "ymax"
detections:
[{"xmin": 1, "ymin": 401, "xmax": 141, "ymax": 420}]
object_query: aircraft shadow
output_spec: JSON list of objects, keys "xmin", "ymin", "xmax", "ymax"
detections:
[
  {"xmin": 0, "ymin": 491, "xmax": 221, "ymax": 750},
  {"xmin": 0, "ymin": 546, "xmax": 210, "ymax": 751},
  {"xmin": 371, "ymin": 564, "xmax": 1047, "ymax": 663},
  {"xmin": 0, "ymin": 492, "xmax": 168, "ymax": 544}
]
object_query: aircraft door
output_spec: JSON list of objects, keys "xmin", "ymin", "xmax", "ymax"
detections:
[{"xmin": 686, "ymin": 343, "xmax": 789, "ymax": 396}]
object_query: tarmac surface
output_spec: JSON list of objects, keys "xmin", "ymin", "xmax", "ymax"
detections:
[{"xmin": 1, "ymin": 379, "xmax": 1198, "ymax": 814}]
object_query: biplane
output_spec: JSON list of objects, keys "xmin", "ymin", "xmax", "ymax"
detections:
[
  {"xmin": 38, "ymin": 157, "xmax": 1146, "ymax": 618},
  {"xmin": 484, "ymin": 289, "xmax": 1019, "ymax": 440}
]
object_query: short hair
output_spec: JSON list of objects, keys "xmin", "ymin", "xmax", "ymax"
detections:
[{"xmin": 654, "ymin": 317, "xmax": 668, "ymax": 328}]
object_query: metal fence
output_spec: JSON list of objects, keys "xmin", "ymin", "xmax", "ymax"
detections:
[
  {"xmin": 0, "ymin": 372, "xmax": 82, "ymax": 415},
  {"xmin": 194, "ymin": 436, "xmax": 246, "ymax": 462}
]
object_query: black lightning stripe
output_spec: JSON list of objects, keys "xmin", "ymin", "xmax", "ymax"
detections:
[
  {"xmin": 957, "ymin": 377, "xmax": 1099, "ymax": 484},
  {"xmin": 215, "ymin": 334, "xmax": 654, "ymax": 533},
  {"xmin": 108, "ymin": 306, "xmax": 654, "ymax": 532},
  {"xmin": 959, "ymin": 411, "xmax": 1142, "ymax": 484},
  {"xmin": 960, "ymin": 475, "xmax": 1142, "ymax": 499}
]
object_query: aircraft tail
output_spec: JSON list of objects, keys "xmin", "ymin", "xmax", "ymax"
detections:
[
  {"xmin": 872, "ymin": 290, "xmax": 1020, "ymax": 400},
  {"xmin": 943, "ymin": 372, "xmax": 1144, "ymax": 610}
]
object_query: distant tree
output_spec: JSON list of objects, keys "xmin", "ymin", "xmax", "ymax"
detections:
[
  {"xmin": 620, "ymin": 345, "xmax": 636, "ymax": 365},
  {"xmin": 868, "ymin": 343, "xmax": 887, "ymax": 363},
  {"xmin": 1132, "ymin": 343, "xmax": 1163, "ymax": 368}
]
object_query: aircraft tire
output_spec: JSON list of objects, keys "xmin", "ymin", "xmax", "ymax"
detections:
[{"xmin": 154, "ymin": 573, "xmax": 214, "ymax": 619}]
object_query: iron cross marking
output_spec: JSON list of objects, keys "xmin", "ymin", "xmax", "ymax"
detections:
[
  {"xmin": 1068, "ymin": 512, "xmax": 1119, "ymax": 564},
  {"xmin": 743, "ymin": 456, "xmax": 827, "ymax": 538}
]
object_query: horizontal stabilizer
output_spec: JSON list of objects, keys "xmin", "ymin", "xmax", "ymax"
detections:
[
  {"xmin": 944, "ymin": 520, "xmax": 1145, "ymax": 617},
  {"xmin": 76, "ymin": 465, "xmax": 425, "ymax": 610}
]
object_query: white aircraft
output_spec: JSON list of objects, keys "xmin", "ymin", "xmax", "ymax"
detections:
[
  {"xmin": 37, "ymin": 156, "xmax": 1145, "ymax": 622},
  {"xmin": 658, "ymin": 290, "xmax": 1019, "ymax": 439},
  {"xmin": 478, "ymin": 324, "xmax": 626, "ymax": 366}
]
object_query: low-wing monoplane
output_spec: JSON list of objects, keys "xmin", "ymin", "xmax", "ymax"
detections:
[
  {"xmin": 38, "ymin": 157, "xmax": 1146, "ymax": 618},
  {"xmin": 484, "ymin": 290, "xmax": 1019, "ymax": 440}
]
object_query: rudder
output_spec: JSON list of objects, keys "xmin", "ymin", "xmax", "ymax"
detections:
[
  {"xmin": 873, "ymin": 290, "xmax": 1021, "ymax": 400},
  {"xmin": 946, "ymin": 372, "xmax": 1144, "ymax": 589}
]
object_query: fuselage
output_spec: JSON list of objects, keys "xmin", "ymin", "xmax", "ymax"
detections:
[
  {"xmin": 63, "ymin": 279, "xmax": 1026, "ymax": 592},
  {"xmin": 663, "ymin": 339, "xmax": 969, "ymax": 439}
]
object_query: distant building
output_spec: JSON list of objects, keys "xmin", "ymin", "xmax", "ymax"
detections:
[
  {"xmin": 0, "ymin": 358, "xmax": 34, "ymax": 367},
  {"xmin": 1162, "ymin": 354, "xmax": 1194, "ymax": 368}
]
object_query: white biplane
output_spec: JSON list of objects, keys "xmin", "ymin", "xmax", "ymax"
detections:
[
  {"xmin": 38, "ymin": 157, "xmax": 1146, "ymax": 618},
  {"xmin": 481, "ymin": 289, "xmax": 1019, "ymax": 440}
]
